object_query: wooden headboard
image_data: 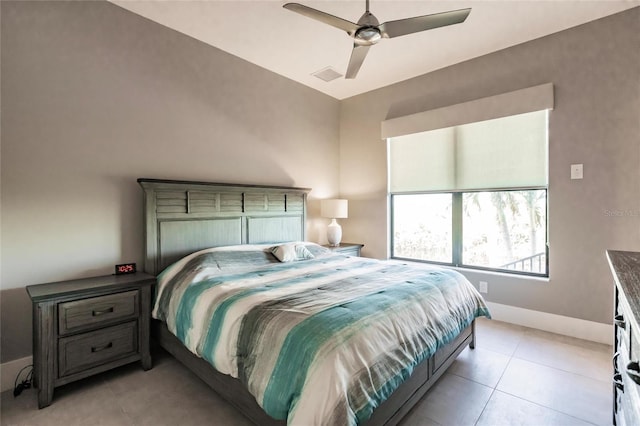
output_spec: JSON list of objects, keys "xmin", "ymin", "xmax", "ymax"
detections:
[{"xmin": 138, "ymin": 179, "xmax": 310, "ymax": 275}]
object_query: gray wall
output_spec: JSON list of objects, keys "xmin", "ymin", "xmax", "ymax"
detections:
[
  {"xmin": 340, "ymin": 8, "xmax": 640, "ymax": 325},
  {"xmin": 0, "ymin": 1, "xmax": 340, "ymax": 362}
]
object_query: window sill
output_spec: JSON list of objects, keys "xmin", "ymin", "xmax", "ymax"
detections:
[
  {"xmin": 450, "ymin": 265, "xmax": 550, "ymax": 283},
  {"xmin": 390, "ymin": 256, "xmax": 549, "ymax": 281}
]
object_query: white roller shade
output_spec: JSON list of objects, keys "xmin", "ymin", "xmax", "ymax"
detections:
[
  {"xmin": 389, "ymin": 127, "xmax": 455, "ymax": 192},
  {"xmin": 389, "ymin": 110, "xmax": 548, "ymax": 192},
  {"xmin": 456, "ymin": 110, "xmax": 548, "ymax": 189}
]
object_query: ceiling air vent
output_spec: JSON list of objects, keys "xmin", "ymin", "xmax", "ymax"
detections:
[{"xmin": 312, "ymin": 67, "xmax": 343, "ymax": 82}]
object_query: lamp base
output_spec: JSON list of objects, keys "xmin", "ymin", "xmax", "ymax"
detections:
[{"xmin": 327, "ymin": 219, "xmax": 342, "ymax": 247}]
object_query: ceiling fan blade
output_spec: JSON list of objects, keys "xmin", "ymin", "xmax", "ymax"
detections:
[
  {"xmin": 346, "ymin": 44, "xmax": 371, "ymax": 79},
  {"xmin": 379, "ymin": 8, "xmax": 471, "ymax": 38},
  {"xmin": 283, "ymin": 3, "xmax": 359, "ymax": 34}
]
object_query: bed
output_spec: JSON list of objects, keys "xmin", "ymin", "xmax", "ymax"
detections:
[{"xmin": 138, "ymin": 178, "xmax": 489, "ymax": 426}]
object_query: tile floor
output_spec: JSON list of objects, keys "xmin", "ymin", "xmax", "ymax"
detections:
[{"xmin": 0, "ymin": 318, "xmax": 613, "ymax": 426}]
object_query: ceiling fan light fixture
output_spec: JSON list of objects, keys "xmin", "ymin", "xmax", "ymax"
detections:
[{"xmin": 354, "ymin": 27, "xmax": 381, "ymax": 45}]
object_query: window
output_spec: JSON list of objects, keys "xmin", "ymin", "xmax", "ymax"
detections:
[
  {"xmin": 393, "ymin": 193, "xmax": 452, "ymax": 263},
  {"xmin": 462, "ymin": 190, "xmax": 547, "ymax": 273},
  {"xmin": 389, "ymin": 110, "xmax": 549, "ymax": 277}
]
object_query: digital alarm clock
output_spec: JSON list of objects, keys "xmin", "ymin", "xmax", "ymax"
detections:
[{"xmin": 115, "ymin": 263, "xmax": 137, "ymax": 275}]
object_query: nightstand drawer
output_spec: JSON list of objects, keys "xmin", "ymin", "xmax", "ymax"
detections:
[
  {"xmin": 58, "ymin": 321, "xmax": 138, "ymax": 377},
  {"xmin": 322, "ymin": 243, "xmax": 364, "ymax": 257},
  {"xmin": 336, "ymin": 247, "xmax": 361, "ymax": 256},
  {"xmin": 59, "ymin": 290, "xmax": 138, "ymax": 334}
]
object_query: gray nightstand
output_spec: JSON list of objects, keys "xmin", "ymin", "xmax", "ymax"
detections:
[
  {"xmin": 323, "ymin": 243, "xmax": 364, "ymax": 257},
  {"xmin": 27, "ymin": 272, "xmax": 155, "ymax": 408}
]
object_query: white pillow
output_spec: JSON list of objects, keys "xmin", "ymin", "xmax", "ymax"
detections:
[{"xmin": 271, "ymin": 243, "xmax": 315, "ymax": 262}]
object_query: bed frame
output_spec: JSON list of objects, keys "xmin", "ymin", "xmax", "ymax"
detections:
[{"xmin": 139, "ymin": 178, "xmax": 475, "ymax": 426}]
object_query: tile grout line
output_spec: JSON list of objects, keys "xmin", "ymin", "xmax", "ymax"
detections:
[
  {"xmin": 472, "ymin": 324, "xmax": 518, "ymax": 425},
  {"xmin": 473, "ymin": 387, "xmax": 497, "ymax": 426},
  {"xmin": 492, "ymin": 388, "xmax": 604, "ymax": 426},
  {"xmin": 472, "ymin": 346, "xmax": 518, "ymax": 426},
  {"xmin": 476, "ymin": 322, "xmax": 608, "ymax": 425},
  {"xmin": 493, "ymin": 334, "xmax": 607, "ymax": 426},
  {"xmin": 509, "ymin": 352, "xmax": 612, "ymax": 386},
  {"xmin": 469, "ymin": 326, "xmax": 523, "ymax": 426}
]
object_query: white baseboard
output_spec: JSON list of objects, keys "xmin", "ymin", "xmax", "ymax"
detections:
[
  {"xmin": 1, "ymin": 356, "xmax": 33, "ymax": 393},
  {"xmin": 486, "ymin": 302, "xmax": 612, "ymax": 345}
]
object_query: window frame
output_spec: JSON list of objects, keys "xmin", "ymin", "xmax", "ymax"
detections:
[{"xmin": 390, "ymin": 187, "xmax": 549, "ymax": 278}]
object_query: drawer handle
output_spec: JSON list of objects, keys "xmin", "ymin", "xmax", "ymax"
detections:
[
  {"xmin": 91, "ymin": 342, "xmax": 113, "ymax": 353},
  {"xmin": 613, "ymin": 352, "xmax": 621, "ymax": 373},
  {"xmin": 614, "ymin": 314, "xmax": 626, "ymax": 329},
  {"xmin": 627, "ymin": 361, "xmax": 640, "ymax": 385},
  {"xmin": 92, "ymin": 307, "xmax": 114, "ymax": 316},
  {"xmin": 613, "ymin": 373, "xmax": 624, "ymax": 392}
]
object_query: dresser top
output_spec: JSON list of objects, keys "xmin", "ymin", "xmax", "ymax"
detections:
[
  {"xmin": 27, "ymin": 272, "xmax": 155, "ymax": 302},
  {"xmin": 607, "ymin": 250, "xmax": 640, "ymax": 323}
]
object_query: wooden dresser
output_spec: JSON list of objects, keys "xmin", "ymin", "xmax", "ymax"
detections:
[
  {"xmin": 27, "ymin": 272, "xmax": 155, "ymax": 408},
  {"xmin": 607, "ymin": 250, "xmax": 640, "ymax": 426}
]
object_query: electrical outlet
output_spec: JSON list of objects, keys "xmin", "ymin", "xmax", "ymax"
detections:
[{"xmin": 479, "ymin": 281, "xmax": 488, "ymax": 293}]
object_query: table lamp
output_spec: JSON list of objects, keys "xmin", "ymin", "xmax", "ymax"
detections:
[{"xmin": 321, "ymin": 199, "xmax": 348, "ymax": 246}]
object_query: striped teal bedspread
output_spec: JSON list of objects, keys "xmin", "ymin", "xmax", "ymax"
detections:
[{"xmin": 153, "ymin": 244, "xmax": 490, "ymax": 425}]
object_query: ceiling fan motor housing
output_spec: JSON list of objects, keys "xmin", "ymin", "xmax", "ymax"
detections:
[{"xmin": 354, "ymin": 11, "xmax": 382, "ymax": 45}]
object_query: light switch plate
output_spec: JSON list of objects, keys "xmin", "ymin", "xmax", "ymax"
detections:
[{"xmin": 571, "ymin": 164, "xmax": 583, "ymax": 180}]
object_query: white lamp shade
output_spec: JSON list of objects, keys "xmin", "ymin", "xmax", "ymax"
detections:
[{"xmin": 321, "ymin": 199, "xmax": 348, "ymax": 219}]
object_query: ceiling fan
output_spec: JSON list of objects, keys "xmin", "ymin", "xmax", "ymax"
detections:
[{"xmin": 283, "ymin": 0, "xmax": 471, "ymax": 79}]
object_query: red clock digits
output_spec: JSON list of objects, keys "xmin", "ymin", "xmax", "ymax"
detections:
[{"xmin": 115, "ymin": 263, "xmax": 136, "ymax": 275}]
